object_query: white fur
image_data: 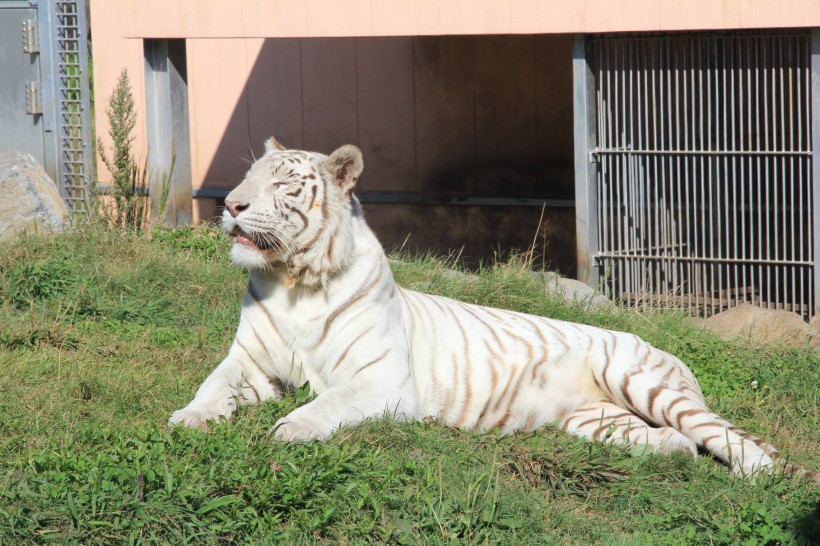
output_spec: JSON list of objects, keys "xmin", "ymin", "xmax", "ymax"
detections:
[{"xmin": 170, "ymin": 142, "xmax": 781, "ymax": 478}]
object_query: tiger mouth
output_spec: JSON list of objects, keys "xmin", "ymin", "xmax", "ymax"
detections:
[{"xmin": 229, "ymin": 227, "xmax": 276, "ymax": 252}]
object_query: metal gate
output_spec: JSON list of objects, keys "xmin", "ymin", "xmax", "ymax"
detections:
[
  {"xmin": 578, "ymin": 31, "xmax": 818, "ymax": 318},
  {"xmin": 0, "ymin": 0, "xmax": 93, "ymax": 218}
]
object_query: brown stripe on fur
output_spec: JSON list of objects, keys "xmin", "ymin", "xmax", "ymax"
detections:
[
  {"xmin": 287, "ymin": 205, "xmax": 308, "ymax": 229},
  {"xmin": 646, "ymin": 386, "xmax": 665, "ymax": 422},
  {"xmin": 451, "ymin": 300, "xmax": 506, "ymax": 351},
  {"xmin": 490, "ymin": 411, "xmax": 513, "ymax": 432},
  {"xmin": 308, "ymin": 184, "xmax": 318, "ymax": 208},
  {"xmin": 247, "ymin": 323, "xmax": 276, "ymax": 375},
  {"xmin": 661, "ymin": 395, "xmax": 691, "ymax": 426},
  {"xmin": 234, "ymin": 339, "xmax": 262, "ymax": 401},
  {"xmin": 675, "ymin": 408, "xmax": 706, "ymax": 430},
  {"xmin": 489, "ymin": 366, "xmax": 519, "ymax": 415},
  {"xmin": 455, "ymin": 329, "xmax": 474, "ymax": 428},
  {"xmin": 592, "ymin": 420, "xmax": 619, "ymax": 440},
  {"xmin": 331, "ymin": 326, "xmax": 375, "ymax": 372},
  {"xmin": 727, "ymin": 426, "xmax": 778, "ymax": 454},
  {"xmin": 619, "ymin": 366, "xmax": 644, "ymax": 412},
  {"xmin": 317, "ymin": 261, "xmax": 384, "ymax": 346},
  {"xmin": 599, "ymin": 337, "xmax": 615, "ymax": 395},
  {"xmin": 700, "ymin": 434, "xmax": 723, "ymax": 447},
  {"xmin": 690, "ymin": 420, "xmax": 727, "ymax": 430},
  {"xmin": 500, "ymin": 365, "xmax": 529, "ymax": 418},
  {"xmin": 576, "ymin": 414, "xmax": 634, "ymax": 430},
  {"xmin": 352, "ymin": 349, "xmax": 391, "ymax": 377},
  {"xmin": 248, "ymin": 281, "xmax": 286, "ymax": 344}
]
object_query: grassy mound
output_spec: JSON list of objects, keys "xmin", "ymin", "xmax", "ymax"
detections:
[{"xmin": 1, "ymin": 225, "xmax": 817, "ymax": 544}]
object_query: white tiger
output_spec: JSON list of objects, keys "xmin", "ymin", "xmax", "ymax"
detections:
[{"xmin": 169, "ymin": 137, "xmax": 809, "ymax": 480}]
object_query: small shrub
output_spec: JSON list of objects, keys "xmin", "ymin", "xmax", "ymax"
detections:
[
  {"xmin": 96, "ymin": 69, "xmax": 148, "ymax": 229},
  {"xmin": 5, "ymin": 261, "xmax": 79, "ymax": 309}
]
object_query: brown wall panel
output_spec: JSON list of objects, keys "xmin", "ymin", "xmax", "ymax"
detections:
[
  {"xmin": 413, "ymin": 37, "xmax": 477, "ymax": 193},
  {"xmin": 535, "ymin": 34, "xmax": 574, "ymax": 195},
  {"xmin": 247, "ymin": 39, "xmax": 305, "ymax": 153},
  {"xmin": 356, "ymin": 38, "xmax": 416, "ymax": 192},
  {"xmin": 301, "ymin": 39, "xmax": 359, "ymax": 156}
]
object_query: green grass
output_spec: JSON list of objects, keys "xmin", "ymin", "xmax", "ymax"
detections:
[{"xmin": 0, "ymin": 224, "xmax": 818, "ymax": 544}]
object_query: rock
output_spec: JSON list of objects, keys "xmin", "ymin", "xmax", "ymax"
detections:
[
  {"xmin": 808, "ymin": 314, "xmax": 820, "ymax": 350},
  {"xmin": 703, "ymin": 303, "xmax": 810, "ymax": 347},
  {"xmin": 0, "ymin": 151, "xmax": 70, "ymax": 242},
  {"xmin": 438, "ymin": 268, "xmax": 479, "ymax": 283},
  {"xmin": 532, "ymin": 271, "xmax": 614, "ymax": 310}
]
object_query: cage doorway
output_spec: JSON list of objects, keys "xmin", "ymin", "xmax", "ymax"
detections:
[{"xmin": 577, "ymin": 30, "xmax": 818, "ymax": 318}]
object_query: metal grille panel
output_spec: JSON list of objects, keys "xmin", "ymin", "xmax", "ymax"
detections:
[
  {"xmin": 54, "ymin": 0, "xmax": 93, "ymax": 218},
  {"xmin": 591, "ymin": 32, "xmax": 814, "ymax": 317}
]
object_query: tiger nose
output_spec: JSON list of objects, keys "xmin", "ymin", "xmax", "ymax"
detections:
[{"xmin": 225, "ymin": 200, "xmax": 249, "ymax": 218}]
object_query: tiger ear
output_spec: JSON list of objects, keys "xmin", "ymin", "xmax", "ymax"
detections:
[
  {"xmin": 264, "ymin": 136, "xmax": 287, "ymax": 154},
  {"xmin": 326, "ymin": 144, "xmax": 363, "ymax": 195}
]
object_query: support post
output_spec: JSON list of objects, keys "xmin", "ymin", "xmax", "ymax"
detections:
[
  {"xmin": 573, "ymin": 34, "xmax": 599, "ymax": 287},
  {"xmin": 144, "ymin": 39, "xmax": 192, "ymax": 226},
  {"xmin": 811, "ymin": 29, "xmax": 820, "ymax": 317}
]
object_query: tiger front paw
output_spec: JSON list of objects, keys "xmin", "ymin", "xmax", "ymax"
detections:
[
  {"xmin": 269, "ymin": 414, "xmax": 333, "ymax": 442},
  {"xmin": 168, "ymin": 406, "xmax": 232, "ymax": 431}
]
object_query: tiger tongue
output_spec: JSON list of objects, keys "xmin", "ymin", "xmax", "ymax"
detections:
[{"xmin": 236, "ymin": 233, "xmax": 262, "ymax": 251}]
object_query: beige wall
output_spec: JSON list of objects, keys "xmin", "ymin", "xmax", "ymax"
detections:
[
  {"xmin": 118, "ymin": 0, "xmax": 820, "ymax": 38},
  {"xmin": 90, "ymin": 0, "xmax": 820, "ymax": 270}
]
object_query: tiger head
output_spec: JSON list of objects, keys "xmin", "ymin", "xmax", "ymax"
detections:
[{"xmin": 223, "ymin": 137, "xmax": 364, "ymax": 286}]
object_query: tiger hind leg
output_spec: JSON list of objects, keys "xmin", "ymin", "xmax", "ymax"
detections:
[
  {"xmin": 648, "ymin": 391, "xmax": 778, "ymax": 477},
  {"xmin": 560, "ymin": 401, "xmax": 697, "ymax": 456}
]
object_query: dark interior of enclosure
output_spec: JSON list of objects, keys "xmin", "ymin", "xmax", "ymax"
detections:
[{"xmin": 199, "ymin": 35, "xmax": 578, "ymax": 274}]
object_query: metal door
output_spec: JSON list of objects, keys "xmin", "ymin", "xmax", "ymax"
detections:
[
  {"xmin": 0, "ymin": 0, "xmax": 93, "ymax": 218},
  {"xmin": 0, "ymin": 5, "xmax": 46, "ymax": 165},
  {"xmin": 580, "ymin": 31, "xmax": 817, "ymax": 318}
]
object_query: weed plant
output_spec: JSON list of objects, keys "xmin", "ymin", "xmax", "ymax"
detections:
[{"xmin": 0, "ymin": 226, "xmax": 817, "ymax": 544}]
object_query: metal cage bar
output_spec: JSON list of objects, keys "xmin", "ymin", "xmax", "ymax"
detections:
[
  {"xmin": 588, "ymin": 30, "xmax": 815, "ymax": 317},
  {"xmin": 41, "ymin": 0, "xmax": 94, "ymax": 219}
]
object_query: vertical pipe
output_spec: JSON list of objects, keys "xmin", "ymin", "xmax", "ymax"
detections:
[
  {"xmin": 660, "ymin": 39, "xmax": 669, "ymax": 299},
  {"xmin": 621, "ymin": 41, "xmax": 628, "ymax": 305},
  {"xmin": 707, "ymin": 38, "xmax": 742, "ymax": 310},
  {"xmin": 606, "ymin": 41, "xmax": 616, "ymax": 299},
  {"xmin": 783, "ymin": 37, "xmax": 803, "ymax": 315},
  {"xmin": 800, "ymin": 35, "xmax": 808, "ymax": 316},
  {"xmin": 692, "ymin": 38, "xmax": 712, "ymax": 310},
  {"xmin": 778, "ymin": 36, "xmax": 786, "ymax": 310},
  {"xmin": 789, "ymin": 36, "xmax": 810, "ymax": 317},
  {"xmin": 596, "ymin": 41, "xmax": 607, "ymax": 294},
  {"xmin": 642, "ymin": 39, "xmax": 651, "ymax": 304},
  {"xmin": 746, "ymin": 39, "xmax": 765, "ymax": 306},
  {"xmin": 716, "ymin": 36, "xmax": 724, "ymax": 313},
  {"xmin": 627, "ymin": 39, "xmax": 637, "ymax": 306},
  {"xmin": 811, "ymin": 29, "xmax": 820, "ymax": 317},
  {"xmin": 728, "ymin": 36, "xmax": 743, "ymax": 311},
  {"xmin": 683, "ymin": 37, "xmax": 695, "ymax": 308},
  {"xmin": 613, "ymin": 41, "xmax": 624, "ymax": 304},
  {"xmin": 667, "ymin": 39, "xmax": 677, "ymax": 301},
  {"xmin": 754, "ymin": 38, "xmax": 775, "ymax": 309},
  {"xmin": 573, "ymin": 35, "xmax": 600, "ymax": 289},
  {"xmin": 650, "ymin": 40, "xmax": 659, "ymax": 300}
]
